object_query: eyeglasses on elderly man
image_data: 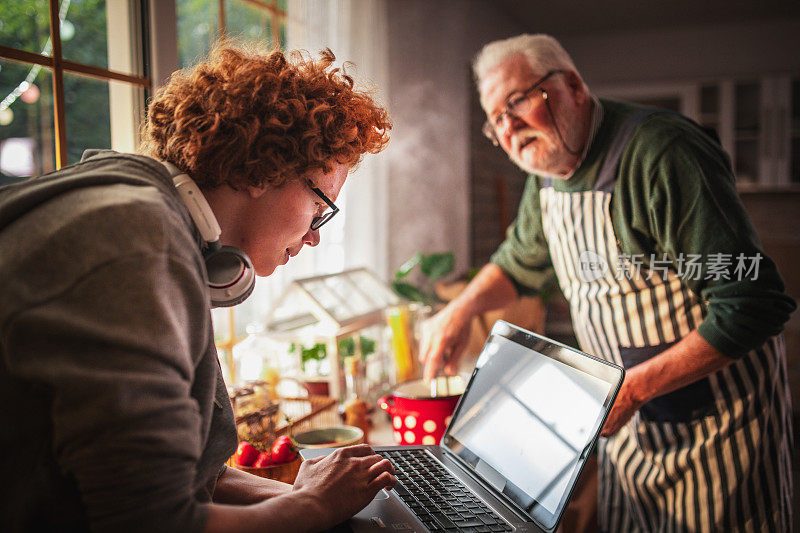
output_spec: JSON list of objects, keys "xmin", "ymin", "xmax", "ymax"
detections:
[{"xmin": 482, "ymin": 69, "xmax": 565, "ymax": 145}]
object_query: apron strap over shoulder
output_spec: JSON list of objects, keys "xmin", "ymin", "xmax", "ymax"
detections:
[
  {"xmin": 594, "ymin": 107, "xmax": 720, "ymax": 194},
  {"xmin": 594, "ymin": 108, "xmax": 659, "ymax": 194}
]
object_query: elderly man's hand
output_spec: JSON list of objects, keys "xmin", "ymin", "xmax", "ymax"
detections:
[
  {"xmin": 600, "ymin": 373, "xmax": 646, "ymax": 437},
  {"xmin": 292, "ymin": 445, "xmax": 395, "ymax": 527},
  {"xmin": 420, "ymin": 302, "xmax": 474, "ymax": 382}
]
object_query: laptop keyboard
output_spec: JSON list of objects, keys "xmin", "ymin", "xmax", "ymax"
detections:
[{"xmin": 377, "ymin": 449, "xmax": 513, "ymax": 532}]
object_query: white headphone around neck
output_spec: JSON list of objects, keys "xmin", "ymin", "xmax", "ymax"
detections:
[{"xmin": 162, "ymin": 161, "xmax": 255, "ymax": 308}]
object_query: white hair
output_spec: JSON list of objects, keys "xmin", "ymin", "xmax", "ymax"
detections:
[{"xmin": 472, "ymin": 33, "xmax": 580, "ymax": 86}]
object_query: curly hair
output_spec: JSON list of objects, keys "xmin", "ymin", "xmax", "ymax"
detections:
[{"xmin": 140, "ymin": 42, "xmax": 391, "ymax": 189}]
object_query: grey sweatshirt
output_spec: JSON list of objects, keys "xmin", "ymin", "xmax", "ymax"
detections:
[{"xmin": 0, "ymin": 151, "xmax": 237, "ymax": 532}]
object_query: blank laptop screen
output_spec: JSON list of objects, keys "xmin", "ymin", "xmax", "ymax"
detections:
[{"xmin": 443, "ymin": 326, "xmax": 621, "ymax": 530}]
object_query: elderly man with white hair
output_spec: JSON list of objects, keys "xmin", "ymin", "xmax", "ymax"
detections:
[{"xmin": 422, "ymin": 33, "xmax": 795, "ymax": 531}]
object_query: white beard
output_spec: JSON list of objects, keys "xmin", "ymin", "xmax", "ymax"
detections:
[
  {"xmin": 508, "ymin": 131, "xmax": 571, "ymax": 177},
  {"xmin": 507, "ymin": 105, "xmax": 582, "ymax": 178}
]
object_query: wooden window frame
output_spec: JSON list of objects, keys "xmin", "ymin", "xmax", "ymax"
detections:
[{"xmin": 0, "ymin": 0, "xmax": 151, "ymax": 170}]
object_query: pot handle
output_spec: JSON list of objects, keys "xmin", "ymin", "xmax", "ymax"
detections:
[{"xmin": 377, "ymin": 395, "xmax": 394, "ymax": 414}]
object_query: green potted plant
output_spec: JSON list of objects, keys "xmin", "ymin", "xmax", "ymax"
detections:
[
  {"xmin": 391, "ymin": 251, "xmax": 455, "ymax": 305},
  {"xmin": 290, "ymin": 336, "xmax": 378, "ymax": 397},
  {"xmin": 291, "ymin": 336, "xmax": 377, "ymax": 374}
]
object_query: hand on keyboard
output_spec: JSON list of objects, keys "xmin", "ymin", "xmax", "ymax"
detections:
[{"xmin": 293, "ymin": 445, "xmax": 397, "ymax": 529}]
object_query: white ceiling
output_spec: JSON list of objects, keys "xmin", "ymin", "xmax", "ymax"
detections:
[{"xmin": 493, "ymin": 0, "xmax": 800, "ymax": 35}]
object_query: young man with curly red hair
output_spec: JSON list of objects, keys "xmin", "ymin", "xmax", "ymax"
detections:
[{"xmin": 0, "ymin": 43, "xmax": 393, "ymax": 532}]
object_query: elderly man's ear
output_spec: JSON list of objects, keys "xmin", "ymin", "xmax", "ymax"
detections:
[{"xmin": 563, "ymin": 70, "xmax": 589, "ymax": 103}]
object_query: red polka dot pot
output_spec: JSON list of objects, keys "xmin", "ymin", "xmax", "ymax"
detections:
[{"xmin": 378, "ymin": 376, "xmax": 465, "ymax": 446}]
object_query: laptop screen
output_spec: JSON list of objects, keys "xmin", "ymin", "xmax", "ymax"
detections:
[{"xmin": 442, "ymin": 321, "xmax": 623, "ymax": 531}]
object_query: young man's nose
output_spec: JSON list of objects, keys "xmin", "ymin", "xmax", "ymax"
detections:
[{"xmin": 303, "ymin": 228, "xmax": 321, "ymax": 247}]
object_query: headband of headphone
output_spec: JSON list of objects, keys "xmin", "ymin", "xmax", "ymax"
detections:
[{"xmin": 162, "ymin": 161, "xmax": 255, "ymax": 308}]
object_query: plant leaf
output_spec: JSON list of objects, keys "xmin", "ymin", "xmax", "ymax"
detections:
[
  {"xmin": 360, "ymin": 336, "xmax": 376, "ymax": 358},
  {"xmin": 299, "ymin": 342, "xmax": 327, "ymax": 363},
  {"xmin": 395, "ymin": 252, "xmax": 423, "ymax": 280},
  {"xmin": 420, "ymin": 252, "xmax": 455, "ymax": 280},
  {"xmin": 338, "ymin": 336, "xmax": 355, "ymax": 358},
  {"xmin": 392, "ymin": 280, "xmax": 429, "ymax": 303}
]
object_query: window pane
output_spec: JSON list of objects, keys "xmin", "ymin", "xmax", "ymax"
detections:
[
  {"xmin": 59, "ymin": 0, "xmax": 109, "ymax": 69},
  {"xmin": 226, "ymin": 0, "xmax": 273, "ymax": 45},
  {"xmin": 176, "ymin": 0, "xmax": 219, "ymax": 68},
  {"xmin": 0, "ymin": 0, "xmax": 52, "ymax": 56},
  {"xmin": 62, "ymin": 73, "xmax": 144, "ymax": 165},
  {"xmin": 64, "ymin": 72, "xmax": 111, "ymax": 164},
  {"xmin": 0, "ymin": 58, "xmax": 56, "ymax": 178}
]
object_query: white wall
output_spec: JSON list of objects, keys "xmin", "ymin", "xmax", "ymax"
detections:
[{"xmin": 383, "ymin": 0, "xmax": 523, "ymax": 278}]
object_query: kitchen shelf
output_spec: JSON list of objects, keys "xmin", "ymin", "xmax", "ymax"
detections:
[
  {"xmin": 599, "ymin": 73, "xmax": 799, "ymax": 186},
  {"xmin": 736, "ymin": 183, "xmax": 800, "ymax": 194}
]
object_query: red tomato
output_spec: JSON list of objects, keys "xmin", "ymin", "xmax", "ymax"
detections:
[
  {"xmin": 234, "ymin": 441, "xmax": 259, "ymax": 467},
  {"xmin": 270, "ymin": 435, "xmax": 297, "ymax": 464},
  {"xmin": 253, "ymin": 452, "xmax": 274, "ymax": 468}
]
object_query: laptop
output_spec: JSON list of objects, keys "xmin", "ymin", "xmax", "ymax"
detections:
[{"xmin": 301, "ymin": 320, "xmax": 624, "ymax": 533}]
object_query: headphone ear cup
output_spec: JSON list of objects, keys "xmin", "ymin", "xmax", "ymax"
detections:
[
  {"xmin": 204, "ymin": 245, "xmax": 256, "ymax": 308},
  {"xmin": 161, "ymin": 162, "xmax": 256, "ymax": 307}
]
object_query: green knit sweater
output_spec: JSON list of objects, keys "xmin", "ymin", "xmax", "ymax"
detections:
[{"xmin": 492, "ymin": 99, "xmax": 796, "ymax": 358}]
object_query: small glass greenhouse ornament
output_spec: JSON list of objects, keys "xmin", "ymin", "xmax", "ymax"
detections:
[{"xmin": 262, "ymin": 268, "xmax": 404, "ymax": 402}]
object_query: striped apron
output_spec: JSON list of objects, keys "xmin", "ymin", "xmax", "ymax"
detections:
[{"xmin": 539, "ymin": 111, "xmax": 793, "ymax": 532}]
